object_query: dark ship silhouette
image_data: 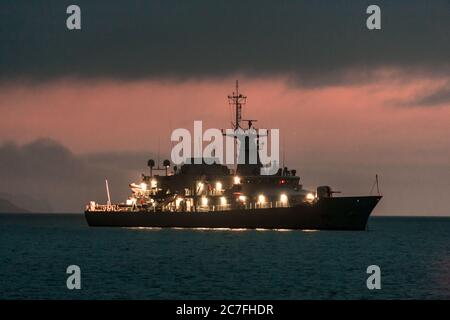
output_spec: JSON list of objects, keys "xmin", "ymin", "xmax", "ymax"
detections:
[{"xmin": 85, "ymin": 82, "xmax": 381, "ymax": 230}]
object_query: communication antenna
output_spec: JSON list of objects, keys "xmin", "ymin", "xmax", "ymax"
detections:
[
  {"xmin": 376, "ymin": 174, "xmax": 381, "ymax": 196},
  {"xmin": 370, "ymin": 174, "xmax": 382, "ymax": 196},
  {"xmin": 157, "ymin": 136, "xmax": 160, "ymax": 168},
  {"xmin": 105, "ymin": 178, "xmax": 111, "ymax": 207}
]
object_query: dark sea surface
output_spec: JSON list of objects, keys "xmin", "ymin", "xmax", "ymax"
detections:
[{"xmin": 1, "ymin": 214, "xmax": 449, "ymax": 300}]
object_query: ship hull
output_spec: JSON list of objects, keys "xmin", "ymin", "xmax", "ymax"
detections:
[{"xmin": 84, "ymin": 196, "xmax": 381, "ymax": 230}]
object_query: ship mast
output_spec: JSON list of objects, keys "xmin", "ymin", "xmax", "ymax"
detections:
[
  {"xmin": 225, "ymin": 81, "xmax": 263, "ymax": 175},
  {"xmin": 228, "ymin": 80, "xmax": 247, "ymax": 130}
]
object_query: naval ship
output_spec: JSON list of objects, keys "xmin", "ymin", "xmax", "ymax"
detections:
[{"xmin": 85, "ymin": 82, "xmax": 382, "ymax": 230}]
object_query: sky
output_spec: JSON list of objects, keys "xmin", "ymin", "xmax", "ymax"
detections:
[{"xmin": 0, "ymin": 1, "xmax": 449, "ymax": 214}]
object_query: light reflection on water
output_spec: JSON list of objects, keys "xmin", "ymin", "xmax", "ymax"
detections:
[{"xmin": 126, "ymin": 227, "xmax": 316, "ymax": 232}]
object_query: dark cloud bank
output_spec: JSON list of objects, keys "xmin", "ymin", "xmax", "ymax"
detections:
[{"xmin": 1, "ymin": 0, "xmax": 449, "ymax": 89}]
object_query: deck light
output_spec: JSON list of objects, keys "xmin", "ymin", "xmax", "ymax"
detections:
[
  {"xmin": 280, "ymin": 194, "xmax": 288, "ymax": 204},
  {"xmin": 306, "ymin": 193, "xmax": 315, "ymax": 201},
  {"xmin": 258, "ymin": 194, "xmax": 266, "ymax": 204}
]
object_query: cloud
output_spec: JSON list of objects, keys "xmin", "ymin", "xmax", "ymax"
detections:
[
  {"xmin": 1, "ymin": 0, "xmax": 449, "ymax": 87},
  {"xmin": 390, "ymin": 81, "xmax": 450, "ymax": 107},
  {"xmin": 413, "ymin": 84, "xmax": 450, "ymax": 106},
  {"xmin": 0, "ymin": 138, "xmax": 151, "ymax": 212}
]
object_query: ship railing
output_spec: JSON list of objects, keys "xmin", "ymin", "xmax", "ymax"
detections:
[
  {"xmin": 274, "ymin": 201, "xmax": 289, "ymax": 208},
  {"xmin": 87, "ymin": 201, "xmax": 291, "ymax": 213},
  {"xmin": 211, "ymin": 204, "xmax": 231, "ymax": 211},
  {"xmin": 87, "ymin": 204, "xmax": 131, "ymax": 212},
  {"xmin": 244, "ymin": 201, "xmax": 289, "ymax": 210},
  {"xmin": 192, "ymin": 201, "xmax": 290, "ymax": 212}
]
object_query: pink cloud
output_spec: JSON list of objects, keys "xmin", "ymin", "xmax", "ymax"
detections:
[
  {"xmin": 2, "ymin": 76, "xmax": 448, "ymax": 160},
  {"xmin": 1, "ymin": 77, "xmax": 449, "ymax": 215}
]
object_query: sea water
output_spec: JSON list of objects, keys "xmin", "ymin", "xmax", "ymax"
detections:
[{"xmin": 1, "ymin": 214, "xmax": 449, "ymax": 299}]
